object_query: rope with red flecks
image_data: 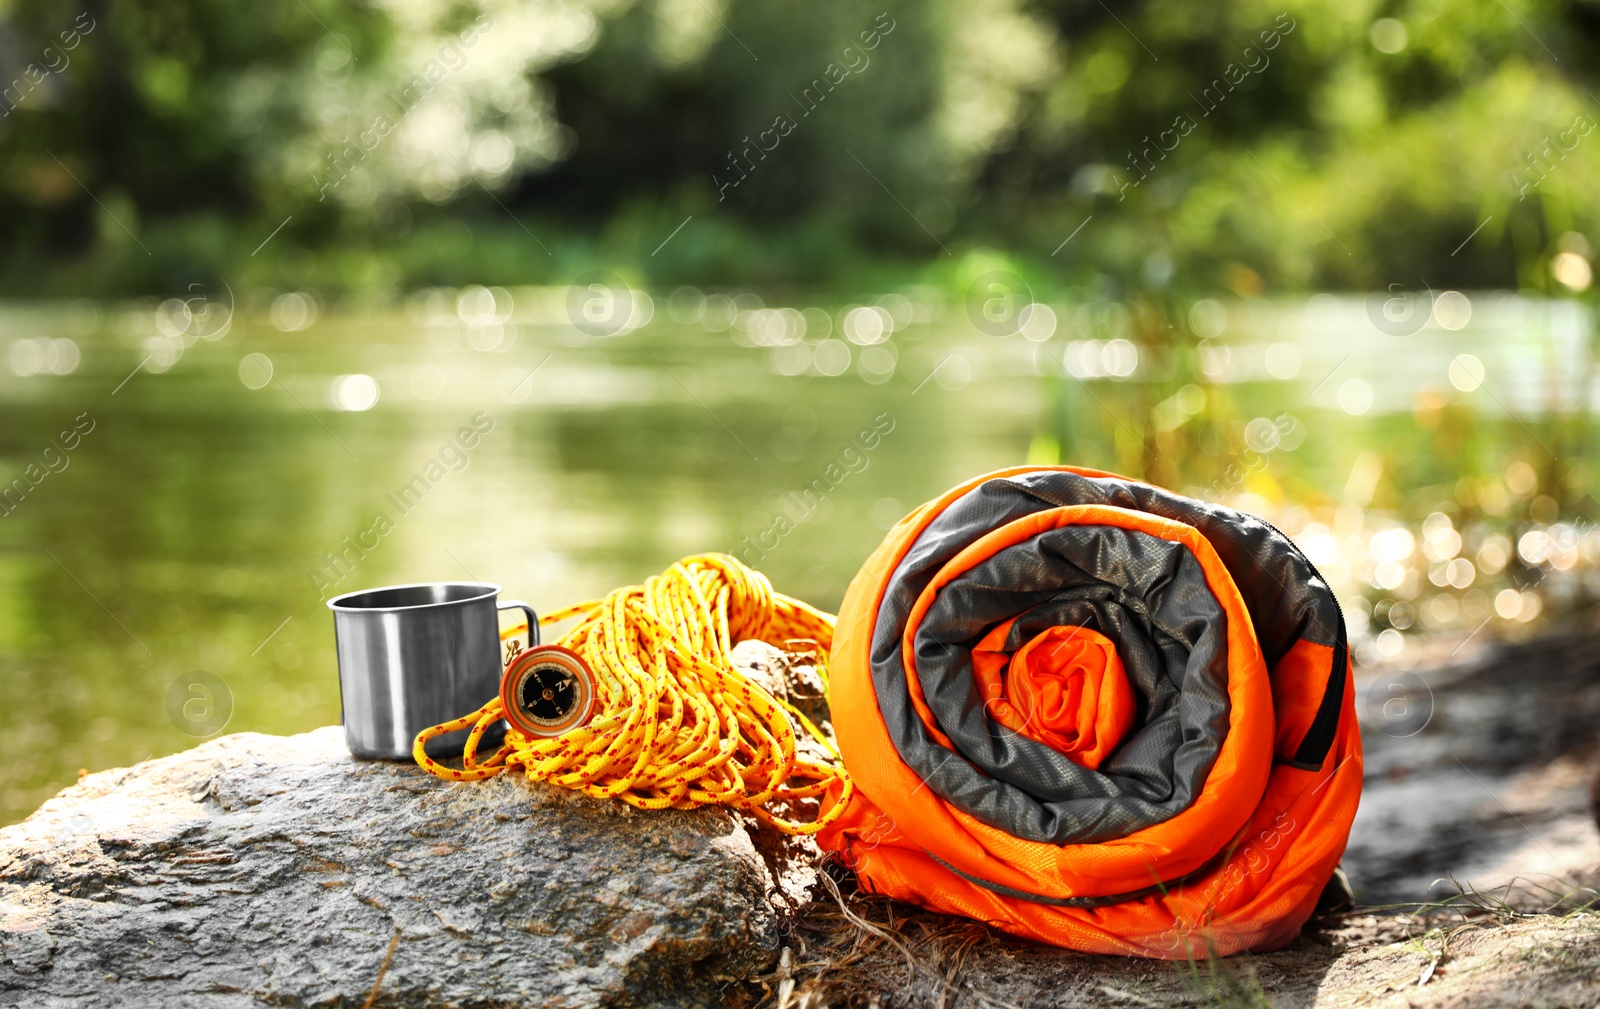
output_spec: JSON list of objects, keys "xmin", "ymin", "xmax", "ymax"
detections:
[{"xmin": 412, "ymin": 553, "xmax": 853, "ymax": 835}]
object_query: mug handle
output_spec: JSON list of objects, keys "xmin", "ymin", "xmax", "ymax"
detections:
[{"xmin": 497, "ymin": 600, "xmax": 541, "ymax": 650}]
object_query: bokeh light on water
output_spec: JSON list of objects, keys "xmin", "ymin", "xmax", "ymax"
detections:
[{"xmin": 0, "ymin": 283, "xmax": 1595, "ymax": 823}]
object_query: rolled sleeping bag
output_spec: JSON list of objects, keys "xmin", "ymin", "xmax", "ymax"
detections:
[{"xmin": 818, "ymin": 467, "xmax": 1362, "ymax": 958}]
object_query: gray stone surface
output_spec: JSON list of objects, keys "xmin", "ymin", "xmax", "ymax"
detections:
[{"xmin": 0, "ymin": 723, "xmax": 800, "ymax": 1008}]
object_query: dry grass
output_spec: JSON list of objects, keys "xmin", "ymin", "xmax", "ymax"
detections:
[
  {"xmin": 740, "ymin": 867, "xmax": 1600, "ymax": 1009},
  {"xmin": 744, "ymin": 867, "xmax": 1029, "ymax": 1009}
]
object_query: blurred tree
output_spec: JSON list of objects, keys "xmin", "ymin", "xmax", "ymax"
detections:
[
  {"xmin": 0, "ymin": 0, "xmax": 1596, "ymax": 294},
  {"xmin": 993, "ymin": 0, "xmax": 1600, "ymax": 294}
]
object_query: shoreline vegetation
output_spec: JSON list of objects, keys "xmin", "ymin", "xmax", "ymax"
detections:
[
  {"xmin": 3, "ymin": 1, "xmax": 1596, "ymax": 303},
  {"xmin": 5, "ymin": 208, "xmax": 1597, "ymax": 305}
]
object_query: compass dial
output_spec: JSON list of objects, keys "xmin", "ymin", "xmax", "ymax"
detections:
[{"xmin": 500, "ymin": 645, "xmax": 596, "ymax": 738}]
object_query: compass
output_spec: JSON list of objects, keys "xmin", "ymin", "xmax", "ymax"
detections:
[{"xmin": 499, "ymin": 645, "xmax": 596, "ymax": 738}]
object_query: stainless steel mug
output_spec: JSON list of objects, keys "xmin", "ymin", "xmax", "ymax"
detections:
[{"xmin": 327, "ymin": 582, "xmax": 538, "ymax": 760}]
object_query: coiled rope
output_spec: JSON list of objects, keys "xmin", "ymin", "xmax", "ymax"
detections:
[{"xmin": 413, "ymin": 553, "xmax": 854, "ymax": 835}]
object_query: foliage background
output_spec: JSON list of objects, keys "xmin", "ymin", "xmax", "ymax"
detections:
[{"xmin": 1, "ymin": 0, "xmax": 1597, "ymax": 299}]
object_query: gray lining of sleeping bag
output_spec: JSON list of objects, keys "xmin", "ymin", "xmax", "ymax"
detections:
[
  {"xmin": 993, "ymin": 469, "xmax": 1349, "ymax": 770},
  {"xmin": 878, "ymin": 525, "xmax": 1232, "ymax": 844},
  {"xmin": 867, "ymin": 470, "xmax": 1333, "ymax": 846},
  {"xmin": 996, "ymin": 470, "xmax": 1341, "ymax": 656}
]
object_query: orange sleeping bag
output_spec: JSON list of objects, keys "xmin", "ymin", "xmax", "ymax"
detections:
[{"xmin": 818, "ymin": 466, "xmax": 1362, "ymax": 958}]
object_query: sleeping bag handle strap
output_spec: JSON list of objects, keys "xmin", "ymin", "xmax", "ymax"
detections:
[
  {"xmin": 1256, "ymin": 516, "xmax": 1351, "ymax": 774},
  {"xmin": 1281, "ymin": 622, "xmax": 1348, "ymax": 772}
]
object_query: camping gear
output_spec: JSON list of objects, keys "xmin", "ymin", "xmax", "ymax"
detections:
[
  {"xmin": 815, "ymin": 466, "xmax": 1363, "ymax": 958},
  {"xmin": 499, "ymin": 644, "xmax": 598, "ymax": 738},
  {"xmin": 328, "ymin": 582, "xmax": 538, "ymax": 759},
  {"xmin": 413, "ymin": 554, "xmax": 854, "ymax": 836}
]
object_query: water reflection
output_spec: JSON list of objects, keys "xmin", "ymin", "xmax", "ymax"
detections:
[{"xmin": 0, "ymin": 288, "xmax": 1591, "ymax": 824}]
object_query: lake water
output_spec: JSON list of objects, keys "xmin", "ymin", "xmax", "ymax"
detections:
[{"xmin": 0, "ymin": 286, "xmax": 1590, "ymax": 824}]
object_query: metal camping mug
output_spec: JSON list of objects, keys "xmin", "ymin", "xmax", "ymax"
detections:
[{"xmin": 327, "ymin": 582, "xmax": 538, "ymax": 760}]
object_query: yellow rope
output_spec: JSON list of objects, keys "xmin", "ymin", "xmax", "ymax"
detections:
[{"xmin": 412, "ymin": 553, "xmax": 854, "ymax": 835}]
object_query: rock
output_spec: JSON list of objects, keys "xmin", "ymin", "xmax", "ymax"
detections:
[
  {"xmin": 1349, "ymin": 628, "xmax": 1600, "ymax": 904},
  {"xmin": 730, "ymin": 640, "xmax": 836, "ymax": 771},
  {"xmin": 22, "ymin": 633, "xmax": 1594, "ymax": 1009},
  {"xmin": 732, "ymin": 640, "xmax": 831, "ymax": 730},
  {"xmin": 780, "ymin": 879, "xmax": 1600, "ymax": 1009},
  {"xmin": 0, "ymin": 725, "xmax": 800, "ymax": 1008}
]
